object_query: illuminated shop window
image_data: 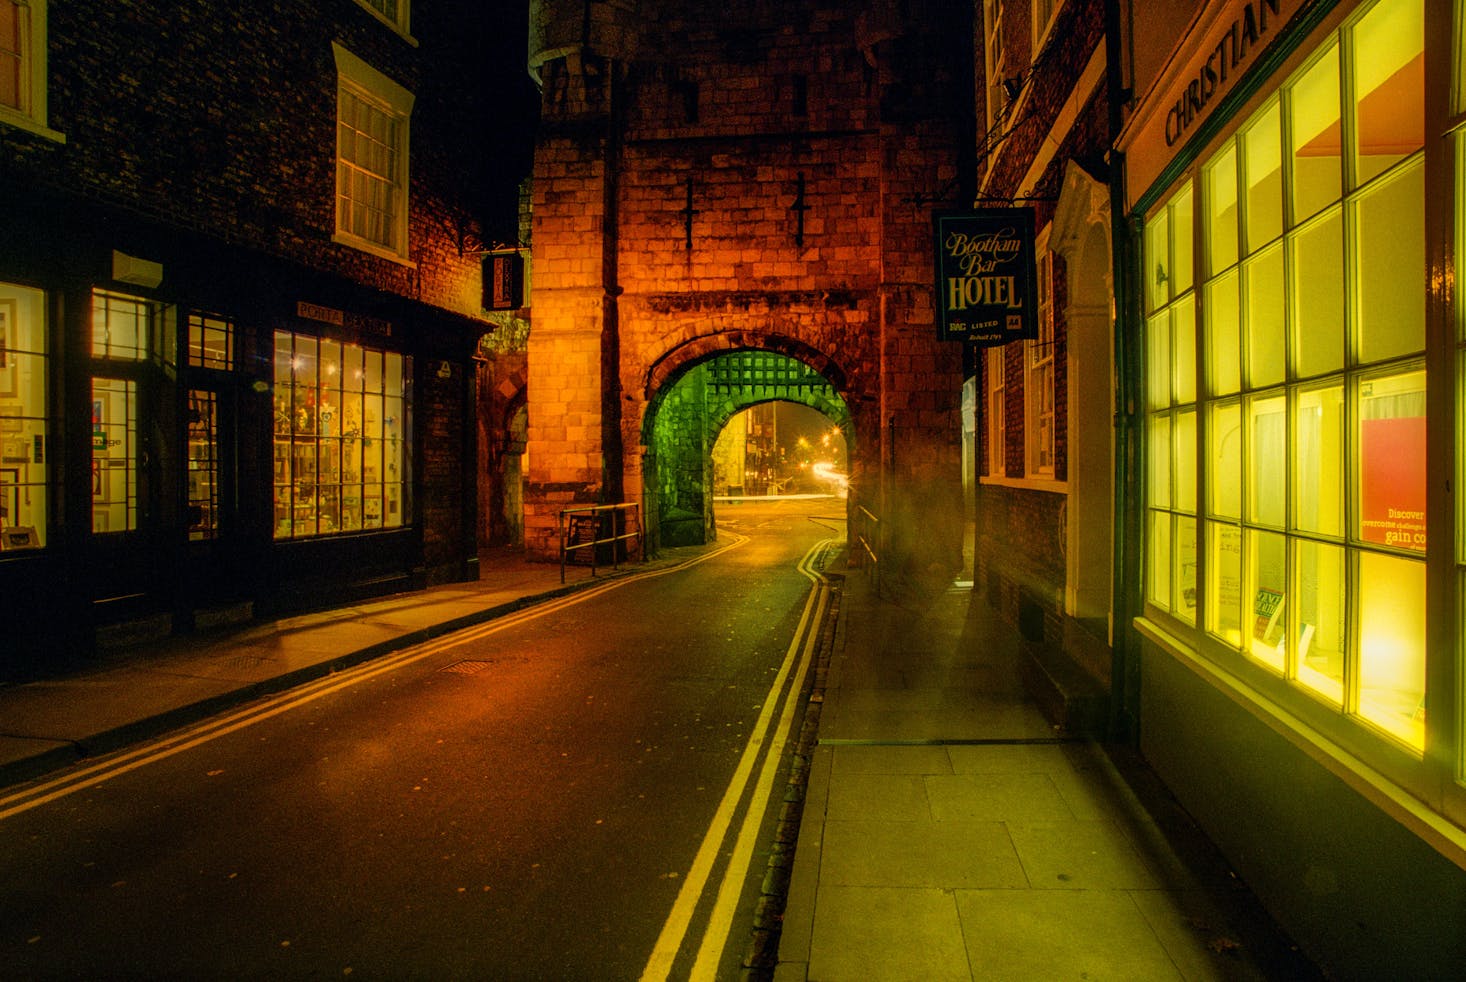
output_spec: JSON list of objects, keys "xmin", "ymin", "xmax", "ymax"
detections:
[
  {"xmin": 1145, "ymin": 185, "xmax": 1198, "ymax": 624},
  {"xmin": 1144, "ymin": 0, "xmax": 1428, "ymax": 751},
  {"xmin": 0, "ymin": 0, "xmax": 59, "ymax": 142},
  {"xmin": 91, "ymin": 378, "xmax": 136, "ymax": 534},
  {"xmin": 332, "ymin": 43, "xmax": 414, "ymax": 263},
  {"xmin": 188, "ymin": 312, "xmax": 233, "ymax": 371},
  {"xmin": 0, "ymin": 283, "xmax": 48, "ymax": 549},
  {"xmin": 272, "ymin": 331, "xmax": 410, "ymax": 539},
  {"xmin": 186, "ymin": 390, "xmax": 219, "ymax": 541},
  {"xmin": 986, "ymin": 346, "xmax": 1005, "ymax": 477}
]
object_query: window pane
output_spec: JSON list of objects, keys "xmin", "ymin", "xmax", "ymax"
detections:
[
  {"xmin": 1358, "ymin": 369, "xmax": 1426, "ymax": 553},
  {"xmin": 1357, "ymin": 551, "xmax": 1426, "ymax": 750},
  {"xmin": 1173, "ymin": 295, "xmax": 1196, "ymax": 404},
  {"xmin": 1206, "ymin": 270, "xmax": 1241, "ymax": 395},
  {"xmin": 91, "ymin": 291, "xmax": 149, "ymax": 361},
  {"xmin": 1294, "ymin": 538, "xmax": 1345, "ymax": 706},
  {"xmin": 1206, "ymin": 145, "xmax": 1240, "ymax": 275},
  {"xmin": 1351, "ymin": 0, "xmax": 1424, "ymax": 186},
  {"xmin": 91, "ymin": 378, "xmax": 137, "ymax": 533},
  {"xmin": 1175, "ymin": 409, "xmax": 1197, "ymax": 513},
  {"xmin": 1149, "ymin": 510, "xmax": 1172, "ymax": 608},
  {"xmin": 1290, "ymin": 206, "xmax": 1345, "ymax": 378},
  {"xmin": 1295, "ymin": 383, "xmax": 1345, "ymax": 537},
  {"xmin": 1207, "ymin": 521, "xmax": 1244, "ymax": 646},
  {"xmin": 1243, "ymin": 102, "xmax": 1283, "ymax": 252},
  {"xmin": 1288, "ymin": 44, "xmax": 1342, "ymax": 222},
  {"xmin": 1172, "ymin": 185, "xmax": 1194, "ymax": 296},
  {"xmin": 0, "ymin": 283, "xmax": 49, "ymax": 548},
  {"xmin": 1245, "ymin": 243, "xmax": 1285, "ymax": 388},
  {"xmin": 1176, "ymin": 514, "xmax": 1198, "ymax": 623},
  {"xmin": 1209, "ymin": 400, "xmax": 1242, "ymax": 519},
  {"xmin": 1147, "ymin": 312, "xmax": 1171, "ymax": 409},
  {"xmin": 1150, "ymin": 415, "xmax": 1171, "ymax": 509},
  {"xmin": 186, "ymin": 390, "xmax": 219, "ymax": 541},
  {"xmin": 1354, "ymin": 156, "xmax": 1425, "ymax": 362},
  {"xmin": 1246, "ymin": 528, "xmax": 1288, "ymax": 671},
  {"xmin": 1146, "ymin": 207, "xmax": 1170, "ymax": 313},
  {"xmin": 1247, "ymin": 392, "xmax": 1287, "ymax": 528}
]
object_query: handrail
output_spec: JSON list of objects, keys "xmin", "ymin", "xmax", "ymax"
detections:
[
  {"xmin": 558, "ymin": 502, "xmax": 646, "ymax": 583},
  {"xmin": 856, "ymin": 505, "xmax": 880, "ymax": 596}
]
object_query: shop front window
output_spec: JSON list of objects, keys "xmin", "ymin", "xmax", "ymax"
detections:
[
  {"xmin": 273, "ymin": 330, "xmax": 409, "ymax": 539},
  {"xmin": 0, "ymin": 283, "xmax": 47, "ymax": 550},
  {"xmin": 1144, "ymin": 0, "xmax": 1429, "ymax": 753},
  {"xmin": 91, "ymin": 378, "xmax": 136, "ymax": 534}
]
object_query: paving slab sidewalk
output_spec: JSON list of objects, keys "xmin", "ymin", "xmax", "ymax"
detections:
[{"xmin": 775, "ymin": 569, "xmax": 1322, "ymax": 982}]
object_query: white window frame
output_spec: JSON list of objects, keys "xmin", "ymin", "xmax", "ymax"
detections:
[
  {"xmin": 331, "ymin": 42, "xmax": 414, "ymax": 265},
  {"xmin": 352, "ymin": 0, "xmax": 415, "ymax": 44},
  {"xmin": 1026, "ymin": 243, "xmax": 1056, "ymax": 477},
  {"xmin": 0, "ymin": 0, "xmax": 63, "ymax": 142},
  {"xmin": 1032, "ymin": 0, "xmax": 1064, "ymax": 59},
  {"xmin": 986, "ymin": 346, "xmax": 1006, "ymax": 477},
  {"xmin": 983, "ymin": 0, "xmax": 1006, "ymax": 127}
]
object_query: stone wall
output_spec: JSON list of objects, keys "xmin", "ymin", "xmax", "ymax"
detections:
[{"xmin": 526, "ymin": 0, "xmax": 974, "ymax": 578}]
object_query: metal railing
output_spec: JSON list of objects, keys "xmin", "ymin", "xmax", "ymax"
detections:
[
  {"xmin": 558, "ymin": 503, "xmax": 645, "ymax": 583},
  {"xmin": 854, "ymin": 504, "xmax": 881, "ymax": 596}
]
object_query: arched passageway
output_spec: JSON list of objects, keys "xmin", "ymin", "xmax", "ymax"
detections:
[{"xmin": 641, "ymin": 348, "xmax": 851, "ymax": 547}]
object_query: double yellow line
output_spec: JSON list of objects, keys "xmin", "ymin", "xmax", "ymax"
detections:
[
  {"xmin": 641, "ymin": 538, "xmax": 833, "ymax": 982},
  {"xmin": 0, "ymin": 536, "xmax": 747, "ymax": 824}
]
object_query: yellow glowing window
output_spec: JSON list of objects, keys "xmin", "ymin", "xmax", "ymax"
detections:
[
  {"xmin": 0, "ymin": 283, "xmax": 49, "ymax": 549},
  {"xmin": 188, "ymin": 313, "xmax": 234, "ymax": 371},
  {"xmin": 272, "ymin": 330, "xmax": 410, "ymax": 539},
  {"xmin": 1144, "ymin": 0, "xmax": 1431, "ymax": 753},
  {"xmin": 186, "ymin": 390, "xmax": 220, "ymax": 542},
  {"xmin": 91, "ymin": 378, "xmax": 137, "ymax": 534}
]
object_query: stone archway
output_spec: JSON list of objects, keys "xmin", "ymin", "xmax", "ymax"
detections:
[{"xmin": 640, "ymin": 345, "xmax": 851, "ymax": 548}]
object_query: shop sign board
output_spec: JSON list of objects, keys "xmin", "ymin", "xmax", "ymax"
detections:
[
  {"xmin": 933, "ymin": 208, "xmax": 1038, "ymax": 346},
  {"xmin": 1117, "ymin": 0, "xmax": 1306, "ymax": 210}
]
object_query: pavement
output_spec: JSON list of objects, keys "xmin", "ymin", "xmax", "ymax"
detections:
[{"xmin": 0, "ymin": 540, "xmax": 1319, "ymax": 981}]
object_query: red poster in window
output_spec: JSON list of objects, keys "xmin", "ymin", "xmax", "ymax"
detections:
[{"xmin": 1359, "ymin": 416, "xmax": 1426, "ymax": 552}]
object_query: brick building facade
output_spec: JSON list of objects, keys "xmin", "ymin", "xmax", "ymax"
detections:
[
  {"xmin": 0, "ymin": 0, "xmax": 531, "ymax": 672},
  {"xmin": 972, "ymin": 0, "xmax": 1117, "ymax": 729}
]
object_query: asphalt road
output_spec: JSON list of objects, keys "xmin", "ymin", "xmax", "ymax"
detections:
[{"xmin": 0, "ymin": 497, "xmax": 845, "ymax": 981}]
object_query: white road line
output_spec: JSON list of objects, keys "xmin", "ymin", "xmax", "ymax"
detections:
[
  {"xmin": 640, "ymin": 539, "xmax": 831, "ymax": 982},
  {"xmin": 0, "ymin": 535, "xmax": 747, "ymax": 823}
]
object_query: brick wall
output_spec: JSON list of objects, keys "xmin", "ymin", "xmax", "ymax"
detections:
[
  {"xmin": 526, "ymin": 0, "xmax": 973, "ymax": 572},
  {"xmin": 6, "ymin": 0, "xmax": 501, "ymax": 326}
]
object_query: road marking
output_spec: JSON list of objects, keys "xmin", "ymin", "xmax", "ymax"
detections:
[
  {"xmin": 0, "ymin": 535, "xmax": 747, "ymax": 823},
  {"xmin": 640, "ymin": 539, "xmax": 831, "ymax": 982}
]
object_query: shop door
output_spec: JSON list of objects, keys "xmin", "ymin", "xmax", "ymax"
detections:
[{"xmin": 178, "ymin": 313, "xmax": 248, "ymax": 616}]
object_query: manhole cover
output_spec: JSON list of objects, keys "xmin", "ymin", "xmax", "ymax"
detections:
[{"xmin": 440, "ymin": 660, "xmax": 492, "ymax": 676}]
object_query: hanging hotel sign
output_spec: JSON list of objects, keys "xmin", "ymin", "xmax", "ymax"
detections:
[
  {"xmin": 933, "ymin": 208, "xmax": 1038, "ymax": 346},
  {"xmin": 1117, "ymin": 0, "xmax": 1305, "ymax": 210}
]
